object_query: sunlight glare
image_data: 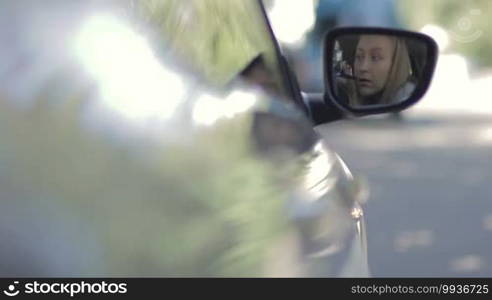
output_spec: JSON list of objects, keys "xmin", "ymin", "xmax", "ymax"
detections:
[
  {"xmin": 192, "ymin": 90, "xmax": 257, "ymax": 126},
  {"xmin": 421, "ymin": 24, "xmax": 449, "ymax": 52},
  {"xmin": 74, "ymin": 15, "xmax": 184, "ymax": 124},
  {"xmin": 268, "ymin": 0, "xmax": 315, "ymax": 46}
]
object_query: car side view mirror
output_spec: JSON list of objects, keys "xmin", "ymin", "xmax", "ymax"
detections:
[{"xmin": 324, "ymin": 27, "xmax": 438, "ymax": 116}]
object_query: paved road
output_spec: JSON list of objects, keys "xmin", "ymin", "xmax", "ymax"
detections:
[{"xmin": 316, "ymin": 111, "xmax": 492, "ymax": 277}]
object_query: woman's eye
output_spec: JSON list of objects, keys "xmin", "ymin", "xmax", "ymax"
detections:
[{"xmin": 371, "ymin": 55, "xmax": 382, "ymax": 61}]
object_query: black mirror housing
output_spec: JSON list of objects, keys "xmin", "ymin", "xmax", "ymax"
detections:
[{"xmin": 323, "ymin": 27, "xmax": 438, "ymax": 116}]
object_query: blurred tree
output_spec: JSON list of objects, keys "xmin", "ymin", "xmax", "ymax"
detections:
[
  {"xmin": 0, "ymin": 0, "xmax": 300, "ymax": 276},
  {"xmin": 399, "ymin": 0, "xmax": 492, "ymax": 70}
]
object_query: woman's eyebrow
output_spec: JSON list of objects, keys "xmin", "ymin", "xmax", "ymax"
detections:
[
  {"xmin": 369, "ymin": 48, "xmax": 385, "ymax": 55},
  {"xmin": 369, "ymin": 47, "xmax": 383, "ymax": 52},
  {"xmin": 357, "ymin": 46, "xmax": 384, "ymax": 53}
]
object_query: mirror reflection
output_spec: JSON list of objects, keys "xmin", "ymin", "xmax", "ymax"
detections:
[{"xmin": 331, "ymin": 34, "xmax": 428, "ymax": 108}]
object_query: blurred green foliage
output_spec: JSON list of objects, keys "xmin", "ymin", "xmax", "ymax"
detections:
[
  {"xmin": 1, "ymin": 0, "xmax": 308, "ymax": 276},
  {"xmin": 127, "ymin": 0, "xmax": 282, "ymax": 87},
  {"xmin": 1, "ymin": 77, "xmax": 294, "ymax": 275},
  {"xmin": 399, "ymin": 0, "xmax": 492, "ymax": 69}
]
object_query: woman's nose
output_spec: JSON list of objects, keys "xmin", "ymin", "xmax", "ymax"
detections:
[{"xmin": 358, "ymin": 58, "xmax": 370, "ymax": 73}]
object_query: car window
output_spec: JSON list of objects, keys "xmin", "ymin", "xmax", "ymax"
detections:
[{"xmin": 127, "ymin": 0, "xmax": 292, "ymax": 103}]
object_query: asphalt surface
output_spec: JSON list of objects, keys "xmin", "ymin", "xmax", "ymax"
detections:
[{"xmin": 316, "ymin": 111, "xmax": 492, "ymax": 277}]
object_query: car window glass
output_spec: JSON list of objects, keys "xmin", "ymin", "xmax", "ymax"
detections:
[{"xmin": 128, "ymin": 0, "xmax": 289, "ymax": 100}]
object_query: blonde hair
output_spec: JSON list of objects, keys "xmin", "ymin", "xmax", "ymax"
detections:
[{"xmin": 345, "ymin": 36, "xmax": 412, "ymax": 106}]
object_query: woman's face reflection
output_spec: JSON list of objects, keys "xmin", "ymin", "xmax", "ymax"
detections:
[{"xmin": 354, "ymin": 35, "xmax": 395, "ymax": 97}]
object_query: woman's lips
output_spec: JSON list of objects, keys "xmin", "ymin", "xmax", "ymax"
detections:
[{"xmin": 358, "ymin": 78, "xmax": 372, "ymax": 87}]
